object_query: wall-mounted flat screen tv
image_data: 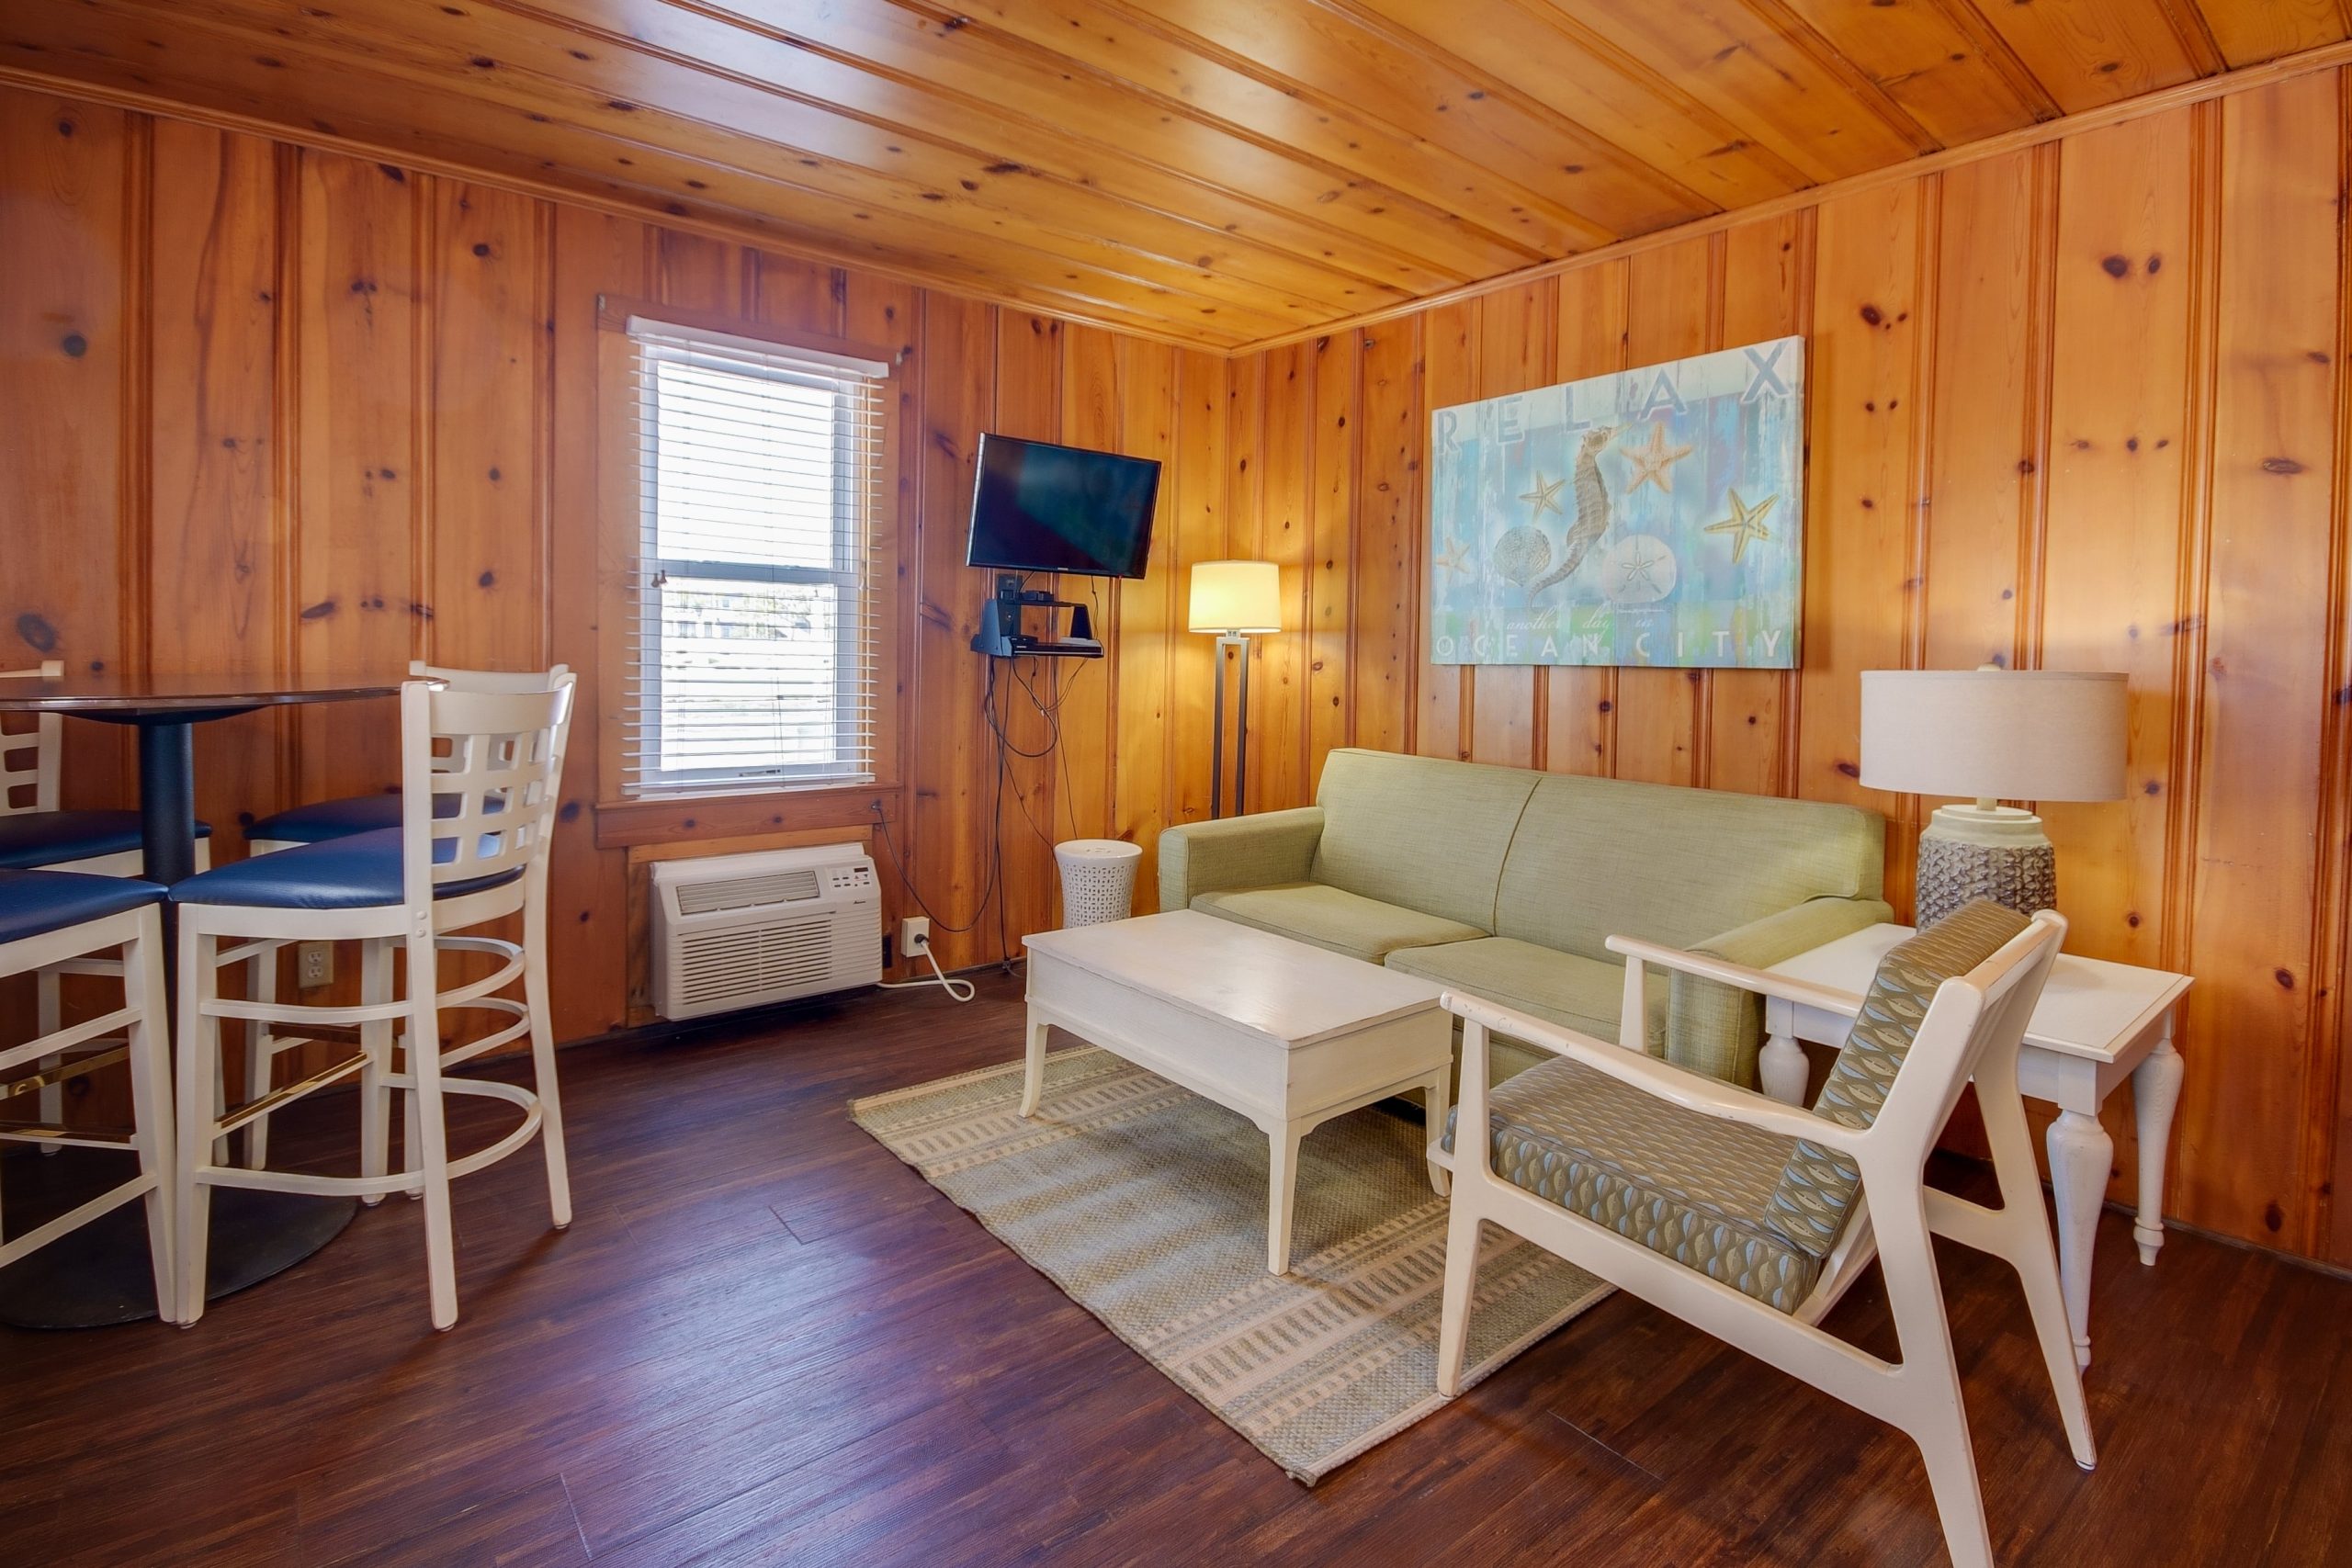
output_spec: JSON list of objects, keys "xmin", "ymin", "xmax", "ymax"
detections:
[{"xmin": 965, "ymin": 433, "xmax": 1160, "ymax": 580}]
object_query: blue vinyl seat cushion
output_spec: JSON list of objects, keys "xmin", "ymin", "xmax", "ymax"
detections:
[
  {"xmin": 0, "ymin": 869, "xmax": 164, "ymax": 946},
  {"xmin": 168, "ymin": 828, "xmax": 522, "ymax": 911},
  {"xmin": 247, "ymin": 789, "xmax": 503, "ymax": 846},
  {"xmin": 0, "ymin": 810, "xmax": 213, "ymax": 871},
  {"xmin": 245, "ymin": 794, "xmax": 402, "ymax": 844}
]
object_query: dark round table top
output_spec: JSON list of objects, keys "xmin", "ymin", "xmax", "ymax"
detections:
[{"xmin": 0, "ymin": 671, "xmax": 422, "ymax": 716}]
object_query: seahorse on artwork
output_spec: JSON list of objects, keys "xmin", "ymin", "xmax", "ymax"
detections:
[{"xmin": 1524, "ymin": 424, "xmax": 1616, "ymax": 597}]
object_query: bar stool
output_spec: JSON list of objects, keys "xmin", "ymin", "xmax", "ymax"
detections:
[
  {"xmin": 243, "ymin": 662, "xmax": 569, "ymax": 854},
  {"xmin": 4, "ymin": 660, "xmax": 214, "ymax": 1150},
  {"xmin": 233, "ymin": 661, "xmax": 568, "ymax": 1168},
  {"xmin": 0, "ymin": 869, "xmax": 179, "ymax": 1323},
  {"xmin": 2, "ymin": 661, "xmax": 217, "ymax": 874},
  {"xmin": 170, "ymin": 676, "xmax": 574, "ymax": 1330}
]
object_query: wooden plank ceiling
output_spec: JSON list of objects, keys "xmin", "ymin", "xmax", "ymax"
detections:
[{"xmin": 2, "ymin": 0, "xmax": 2342, "ymax": 347}]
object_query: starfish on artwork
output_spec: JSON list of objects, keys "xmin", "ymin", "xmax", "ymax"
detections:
[
  {"xmin": 1621, "ymin": 421, "xmax": 1694, "ymax": 495},
  {"xmin": 1519, "ymin": 470, "xmax": 1566, "ymax": 517},
  {"xmin": 1431, "ymin": 531, "xmax": 1473, "ymax": 580},
  {"xmin": 1704, "ymin": 488, "xmax": 1778, "ymax": 564}
]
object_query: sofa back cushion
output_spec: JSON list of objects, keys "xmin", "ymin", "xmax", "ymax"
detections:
[
  {"xmin": 1311, "ymin": 749, "xmax": 1540, "ymax": 933},
  {"xmin": 1494, "ymin": 773, "xmax": 1884, "ymax": 961}
]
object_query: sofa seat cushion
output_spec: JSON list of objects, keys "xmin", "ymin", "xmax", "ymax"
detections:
[
  {"xmin": 1442, "ymin": 1055, "xmax": 1826, "ymax": 1313},
  {"xmin": 1190, "ymin": 883, "xmax": 1485, "ymax": 964},
  {"xmin": 1385, "ymin": 937, "xmax": 1668, "ymax": 1055}
]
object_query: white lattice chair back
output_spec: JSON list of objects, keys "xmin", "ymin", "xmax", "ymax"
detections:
[
  {"xmin": 411, "ymin": 659, "xmax": 572, "ymax": 695},
  {"xmin": 399, "ymin": 675, "xmax": 576, "ymax": 907},
  {"xmin": 411, "ymin": 662, "xmax": 572, "ymax": 784},
  {"xmin": 0, "ymin": 661, "xmax": 63, "ymax": 816}
]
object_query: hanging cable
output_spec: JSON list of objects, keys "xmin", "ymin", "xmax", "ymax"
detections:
[{"xmin": 875, "ymin": 571, "xmax": 1101, "ymax": 981}]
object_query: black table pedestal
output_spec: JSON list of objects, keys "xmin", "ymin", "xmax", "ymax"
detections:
[{"xmin": 134, "ymin": 718, "xmax": 198, "ymax": 887}]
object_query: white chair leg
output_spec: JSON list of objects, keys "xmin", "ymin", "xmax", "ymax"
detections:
[
  {"xmin": 405, "ymin": 932, "xmax": 459, "ymax": 1330},
  {"xmin": 35, "ymin": 966, "xmax": 61, "ymax": 1152},
  {"xmin": 1434, "ymin": 1199, "xmax": 1483, "ymax": 1397},
  {"xmin": 174, "ymin": 926, "xmax": 220, "ymax": 1327},
  {"xmin": 244, "ymin": 944, "xmax": 278, "ymax": 1169},
  {"xmin": 401, "ymin": 1048, "xmax": 422, "ymax": 1201},
  {"xmin": 359, "ymin": 940, "xmax": 393, "ymax": 1206},
  {"xmin": 1876, "ymin": 1197, "xmax": 1993, "ymax": 1568},
  {"xmin": 122, "ymin": 916, "xmax": 178, "ymax": 1324},
  {"xmin": 524, "ymin": 925, "xmax": 571, "ymax": 1230}
]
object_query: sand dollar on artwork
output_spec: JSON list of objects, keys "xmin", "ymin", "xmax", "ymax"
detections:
[
  {"xmin": 1491, "ymin": 525, "xmax": 1553, "ymax": 586},
  {"xmin": 1600, "ymin": 533, "xmax": 1678, "ymax": 604}
]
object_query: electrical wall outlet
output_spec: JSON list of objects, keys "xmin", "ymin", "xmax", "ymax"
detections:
[
  {"xmin": 297, "ymin": 941, "xmax": 334, "ymax": 989},
  {"xmin": 899, "ymin": 917, "xmax": 933, "ymax": 960}
]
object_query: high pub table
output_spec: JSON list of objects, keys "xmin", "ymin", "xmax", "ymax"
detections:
[{"xmin": 0, "ymin": 671, "xmax": 412, "ymax": 1327}]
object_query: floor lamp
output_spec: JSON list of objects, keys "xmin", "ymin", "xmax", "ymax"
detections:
[{"xmin": 1189, "ymin": 560, "xmax": 1280, "ymax": 818}]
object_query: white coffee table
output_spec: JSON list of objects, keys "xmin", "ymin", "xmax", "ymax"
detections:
[
  {"xmin": 1022, "ymin": 910, "xmax": 1453, "ymax": 1275},
  {"xmin": 1764, "ymin": 923, "xmax": 2190, "ymax": 1369}
]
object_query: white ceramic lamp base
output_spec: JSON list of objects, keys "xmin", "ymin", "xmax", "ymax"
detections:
[{"xmin": 1915, "ymin": 803, "xmax": 2056, "ymax": 929}]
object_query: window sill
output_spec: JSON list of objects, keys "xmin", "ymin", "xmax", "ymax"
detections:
[{"xmin": 593, "ymin": 782, "xmax": 901, "ymax": 849}]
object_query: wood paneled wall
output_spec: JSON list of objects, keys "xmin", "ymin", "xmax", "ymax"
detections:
[
  {"xmin": 1222, "ymin": 71, "xmax": 2352, "ymax": 1266},
  {"xmin": 0, "ymin": 81, "xmax": 1227, "ymax": 1055},
  {"xmin": 6, "ymin": 67, "xmax": 2352, "ymax": 1267}
]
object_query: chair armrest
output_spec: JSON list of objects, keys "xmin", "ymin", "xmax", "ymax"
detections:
[
  {"xmin": 1155, "ymin": 807, "xmax": 1325, "ymax": 912},
  {"xmin": 1606, "ymin": 932, "xmax": 1868, "ymax": 1015},
  {"xmin": 1657, "ymin": 897, "xmax": 1894, "ymax": 1084},
  {"xmin": 1442, "ymin": 987, "xmax": 1871, "ymax": 1155}
]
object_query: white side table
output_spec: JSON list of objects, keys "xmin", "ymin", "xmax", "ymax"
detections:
[{"xmin": 1762, "ymin": 923, "xmax": 2190, "ymax": 1370}]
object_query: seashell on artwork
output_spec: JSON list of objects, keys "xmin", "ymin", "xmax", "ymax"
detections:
[{"xmin": 1491, "ymin": 525, "xmax": 1554, "ymax": 586}]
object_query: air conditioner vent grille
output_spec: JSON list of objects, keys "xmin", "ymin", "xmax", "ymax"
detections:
[
  {"xmin": 674, "ymin": 917, "xmax": 837, "ymax": 1004},
  {"xmin": 674, "ymin": 867, "xmax": 822, "ymax": 915}
]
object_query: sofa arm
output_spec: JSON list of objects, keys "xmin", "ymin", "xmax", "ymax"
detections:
[
  {"xmin": 1663, "ymin": 896, "xmax": 1895, "ymax": 1087},
  {"xmin": 1157, "ymin": 807, "xmax": 1326, "ymax": 912}
]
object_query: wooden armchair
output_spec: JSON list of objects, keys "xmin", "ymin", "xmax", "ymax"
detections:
[{"xmin": 1431, "ymin": 902, "xmax": 2093, "ymax": 1568}]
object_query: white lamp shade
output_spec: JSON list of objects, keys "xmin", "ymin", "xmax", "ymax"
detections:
[
  {"xmin": 1188, "ymin": 560, "xmax": 1281, "ymax": 635},
  {"xmin": 1860, "ymin": 669, "xmax": 2128, "ymax": 802}
]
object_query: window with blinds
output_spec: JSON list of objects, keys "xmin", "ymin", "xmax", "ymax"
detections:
[{"xmin": 623, "ymin": 317, "xmax": 888, "ymax": 798}]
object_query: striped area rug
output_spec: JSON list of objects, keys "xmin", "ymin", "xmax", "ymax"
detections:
[{"xmin": 851, "ymin": 1046, "xmax": 1611, "ymax": 1483}]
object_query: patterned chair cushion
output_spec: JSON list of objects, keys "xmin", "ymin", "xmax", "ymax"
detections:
[
  {"xmin": 1759, "ymin": 899, "xmax": 2031, "ymax": 1253},
  {"xmin": 1444, "ymin": 1055, "xmax": 1829, "ymax": 1313}
]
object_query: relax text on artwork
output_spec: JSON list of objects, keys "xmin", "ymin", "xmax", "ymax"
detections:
[{"xmin": 1428, "ymin": 334, "xmax": 1804, "ymax": 670}]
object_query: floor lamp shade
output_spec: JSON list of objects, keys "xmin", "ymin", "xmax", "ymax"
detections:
[
  {"xmin": 1191, "ymin": 561, "xmax": 1280, "ymax": 818},
  {"xmin": 1860, "ymin": 669, "xmax": 2129, "ymax": 927},
  {"xmin": 1189, "ymin": 561, "xmax": 1282, "ymax": 635}
]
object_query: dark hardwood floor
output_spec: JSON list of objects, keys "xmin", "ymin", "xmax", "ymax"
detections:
[{"xmin": 2, "ymin": 970, "xmax": 2346, "ymax": 1566}]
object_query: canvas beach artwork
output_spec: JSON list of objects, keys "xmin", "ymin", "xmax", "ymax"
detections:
[{"xmin": 1428, "ymin": 334, "xmax": 1804, "ymax": 670}]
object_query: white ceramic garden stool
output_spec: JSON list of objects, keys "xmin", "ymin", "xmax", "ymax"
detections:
[{"xmin": 1054, "ymin": 839, "xmax": 1143, "ymax": 927}]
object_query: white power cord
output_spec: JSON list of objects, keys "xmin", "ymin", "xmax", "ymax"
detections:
[{"xmin": 876, "ymin": 946, "xmax": 977, "ymax": 1003}]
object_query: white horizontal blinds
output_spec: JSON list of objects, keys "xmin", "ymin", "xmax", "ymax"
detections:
[{"xmin": 623, "ymin": 318, "xmax": 889, "ymax": 798}]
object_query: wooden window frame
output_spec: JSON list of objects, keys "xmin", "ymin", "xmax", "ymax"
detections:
[{"xmin": 591, "ymin": 296, "xmax": 907, "ymax": 850}]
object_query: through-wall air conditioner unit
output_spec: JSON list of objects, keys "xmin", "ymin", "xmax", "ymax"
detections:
[{"xmin": 651, "ymin": 844, "xmax": 881, "ymax": 1021}]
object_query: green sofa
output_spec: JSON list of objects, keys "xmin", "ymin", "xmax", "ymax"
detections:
[{"xmin": 1157, "ymin": 748, "xmax": 1892, "ymax": 1088}]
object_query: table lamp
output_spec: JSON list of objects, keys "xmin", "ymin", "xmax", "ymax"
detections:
[
  {"xmin": 1860, "ymin": 668, "xmax": 2128, "ymax": 927},
  {"xmin": 1189, "ymin": 560, "xmax": 1280, "ymax": 818}
]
